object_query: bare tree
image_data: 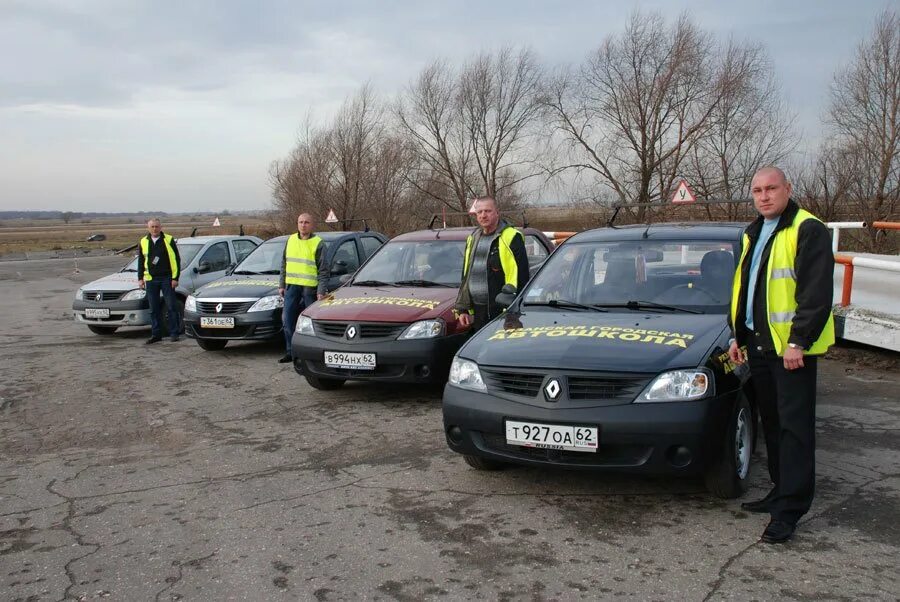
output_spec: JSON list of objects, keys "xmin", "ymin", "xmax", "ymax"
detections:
[{"xmin": 827, "ymin": 9, "xmax": 900, "ymax": 249}]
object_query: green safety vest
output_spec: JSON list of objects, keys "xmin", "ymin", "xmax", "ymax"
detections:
[
  {"xmin": 731, "ymin": 208, "xmax": 835, "ymax": 356},
  {"xmin": 462, "ymin": 226, "xmax": 522, "ymax": 289},
  {"xmin": 139, "ymin": 234, "xmax": 179, "ymax": 281},
  {"xmin": 284, "ymin": 234, "xmax": 322, "ymax": 287}
]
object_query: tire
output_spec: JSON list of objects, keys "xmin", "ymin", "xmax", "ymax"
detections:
[
  {"xmin": 704, "ymin": 395, "xmax": 754, "ymax": 499},
  {"xmin": 87, "ymin": 325, "xmax": 118, "ymax": 335},
  {"xmin": 304, "ymin": 374, "xmax": 346, "ymax": 390},
  {"xmin": 463, "ymin": 454, "xmax": 506, "ymax": 471},
  {"xmin": 196, "ymin": 338, "xmax": 228, "ymax": 351}
]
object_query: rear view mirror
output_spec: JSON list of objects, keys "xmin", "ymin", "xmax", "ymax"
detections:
[
  {"xmin": 196, "ymin": 260, "xmax": 211, "ymax": 274},
  {"xmin": 331, "ymin": 260, "xmax": 348, "ymax": 276},
  {"xmin": 495, "ymin": 283, "xmax": 518, "ymax": 308}
]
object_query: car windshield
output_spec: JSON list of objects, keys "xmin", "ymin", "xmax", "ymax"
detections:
[
  {"xmin": 232, "ymin": 239, "xmax": 286, "ymax": 274},
  {"xmin": 119, "ymin": 243, "xmax": 202, "ymax": 272},
  {"xmin": 353, "ymin": 240, "xmax": 466, "ymax": 286},
  {"xmin": 522, "ymin": 239, "xmax": 738, "ymax": 313}
]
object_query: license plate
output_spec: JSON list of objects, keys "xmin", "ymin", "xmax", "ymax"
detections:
[
  {"xmin": 85, "ymin": 308, "xmax": 110, "ymax": 318},
  {"xmin": 200, "ymin": 316, "xmax": 235, "ymax": 329},
  {"xmin": 505, "ymin": 420, "xmax": 598, "ymax": 452},
  {"xmin": 324, "ymin": 351, "xmax": 376, "ymax": 370}
]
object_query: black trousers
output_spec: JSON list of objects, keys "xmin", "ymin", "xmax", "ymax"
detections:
[{"xmin": 747, "ymin": 338, "xmax": 818, "ymax": 524}]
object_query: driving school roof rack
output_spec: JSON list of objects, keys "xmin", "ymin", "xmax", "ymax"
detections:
[
  {"xmin": 607, "ymin": 199, "xmax": 753, "ymax": 228},
  {"xmin": 324, "ymin": 218, "xmax": 371, "ymax": 232}
]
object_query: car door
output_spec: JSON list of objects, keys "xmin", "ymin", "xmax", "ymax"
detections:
[
  {"xmin": 325, "ymin": 237, "xmax": 362, "ymax": 292},
  {"xmin": 191, "ymin": 241, "xmax": 232, "ymax": 290},
  {"xmin": 231, "ymin": 238, "xmax": 259, "ymax": 266},
  {"xmin": 359, "ymin": 235, "xmax": 384, "ymax": 260}
]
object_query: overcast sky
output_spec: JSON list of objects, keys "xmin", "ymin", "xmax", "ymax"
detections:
[{"xmin": 0, "ymin": 0, "xmax": 893, "ymax": 213}]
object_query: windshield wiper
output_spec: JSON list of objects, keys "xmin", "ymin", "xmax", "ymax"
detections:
[
  {"xmin": 233, "ymin": 270, "xmax": 259, "ymax": 275},
  {"xmin": 353, "ymin": 279, "xmax": 395, "ymax": 287},
  {"xmin": 591, "ymin": 300, "xmax": 702, "ymax": 314},
  {"xmin": 257, "ymin": 270, "xmax": 281, "ymax": 275},
  {"xmin": 392, "ymin": 279, "xmax": 454, "ymax": 288},
  {"xmin": 523, "ymin": 299, "xmax": 608, "ymax": 312}
]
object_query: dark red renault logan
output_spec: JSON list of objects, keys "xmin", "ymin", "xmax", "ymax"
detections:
[{"xmin": 291, "ymin": 227, "xmax": 553, "ymax": 389}]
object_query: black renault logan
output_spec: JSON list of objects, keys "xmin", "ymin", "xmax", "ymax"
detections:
[{"xmin": 442, "ymin": 223, "xmax": 755, "ymax": 498}]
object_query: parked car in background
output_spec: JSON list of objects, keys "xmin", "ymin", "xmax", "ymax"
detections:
[
  {"xmin": 291, "ymin": 227, "xmax": 553, "ymax": 389},
  {"xmin": 183, "ymin": 230, "xmax": 387, "ymax": 350},
  {"xmin": 73, "ymin": 234, "xmax": 262, "ymax": 335}
]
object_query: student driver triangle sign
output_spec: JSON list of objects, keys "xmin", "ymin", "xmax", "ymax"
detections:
[
  {"xmin": 671, "ymin": 180, "xmax": 696, "ymax": 204},
  {"xmin": 325, "ymin": 209, "xmax": 338, "ymax": 223}
]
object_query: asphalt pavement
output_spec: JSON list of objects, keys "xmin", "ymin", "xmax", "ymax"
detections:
[{"xmin": 1, "ymin": 256, "xmax": 898, "ymax": 601}]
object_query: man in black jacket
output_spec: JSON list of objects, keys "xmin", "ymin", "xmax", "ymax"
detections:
[
  {"xmin": 137, "ymin": 218, "xmax": 182, "ymax": 344},
  {"xmin": 728, "ymin": 166, "xmax": 835, "ymax": 544},
  {"xmin": 455, "ymin": 197, "xmax": 530, "ymax": 332}
]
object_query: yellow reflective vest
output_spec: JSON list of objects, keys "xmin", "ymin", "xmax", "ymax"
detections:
[
  {"xmin": 284, "ymin": 234, "xmax": 322, "ymax": 287},
  {"xmin": 731, "ymin": 209, "xmax": 835, "ymax": 356},
  {"xmin": 139, "ymin": 234, "xmax": 179, "ymax": 281},
  {"xmin": 462, "ymin": 226, "xmax": 522, "ymax": 289}
]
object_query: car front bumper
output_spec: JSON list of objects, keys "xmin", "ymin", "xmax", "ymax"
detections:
[
  {"xmin": 442, "ymin": 384, "xmax": 737, "ymax": 474},
  {"xmin": 183, "ymin": 309, "xmax": 282, "ymax": 341},
  {"xmin": 292, "ymin": 332, "xmax": 470, "ymax": 383},
  {"xmin": 72, "ymin": 299, "xmax": 152, "ymax": 327}
]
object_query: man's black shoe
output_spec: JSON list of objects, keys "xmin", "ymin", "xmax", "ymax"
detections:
[
  {"xmin": 760, "ymin": 520, "xmax": 796, "ymax": 544},
  {"xmin": 170, "ymin": 334, "xmax": 180, "ymax": 342},
  {"xmin": 146, "ymin": 336, "xmax": 162, "ymax": 345},
  {"xmin": 278, "ymin": 354, "xmax": 293, "ymax": 364}
]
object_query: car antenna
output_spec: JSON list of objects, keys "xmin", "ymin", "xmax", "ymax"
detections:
[
  {"xmin": 190, "ymin": 227, "xmax": 198, "ymax": 237},
  {"xmin": 239, "ymin": 224, "xmax": 244, "ymax": 236}
]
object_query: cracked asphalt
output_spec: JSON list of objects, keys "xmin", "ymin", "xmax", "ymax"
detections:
[{"xmin": 1, "ymin": 256, "xmax": 898, "ymax": 601}]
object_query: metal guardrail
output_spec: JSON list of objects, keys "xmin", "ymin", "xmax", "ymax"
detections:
[{"xmin": 833, "ymin": 221, "xmax": 900, "ymax": 306}]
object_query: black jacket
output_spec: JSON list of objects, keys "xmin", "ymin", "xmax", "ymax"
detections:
[
  {"xmin": 455, "ymin": 223, "xmax": 530, "ymax": 319},
  {"xmin": 729, "ymin": 200, "xmax": 834, "ymax": 351},
  {"xmin": 137, "ymin": 233, "xmax": 181, "ymax": 281}
]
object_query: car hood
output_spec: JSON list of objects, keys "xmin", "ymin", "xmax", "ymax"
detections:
[
  {"xmin": 463, "ymin": 309, "xmax": 727, "ymax": 372},
  {"xmin": 305, "ymin": 286, "xmax": 459, "ymax": 322},
  {"xmin": 193, "ymin": 275, "xmax": 280, "ymax": 299},
  {"xmin": 81, "ymin": 271, "xmax": 141, "ymax": 292}
]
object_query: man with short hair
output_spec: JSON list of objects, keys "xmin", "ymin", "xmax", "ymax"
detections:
[
  {"xmin": 728, "ymin": 166, "xmax": 835, "ymax": 544},
  {"xmin": 278, "ymin": 213, "xmax": 327, "ymax": 363},
  {"xmin": 137, "ymin": 218, "xmax": 182, "ymax": 344},
  {"xmin": 455, "ymin": 197, "xmax": 530, "ymax": 332}
]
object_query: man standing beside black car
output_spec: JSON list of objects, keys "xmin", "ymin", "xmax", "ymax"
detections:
[
  {"xmin": 138, "ymin": 218, "xmax": 182, "ymax": 344},
  {"xmin": 728, "ymin": 166, "xmax": 835, "ymax": 544},
  {"xmin": 455, "ymin": 196, "xmax": 530, "ymax": 332}
]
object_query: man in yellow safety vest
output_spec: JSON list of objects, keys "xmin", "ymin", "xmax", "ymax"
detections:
[
  {"xmin": 278, "ymin": 213, "xmax": 327, "ymax": 363},
  {"xmin": 728, "ymin": 166, "xmax": 835, "ymax": 544},
  {"xmin": 138, "ymin": 218, "xmax": 182, "ymax": 344}
]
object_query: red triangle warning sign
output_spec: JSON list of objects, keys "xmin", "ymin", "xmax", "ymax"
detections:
[
  {"xmin": 325, "ymin": 209, "xmax": 338, "ymax": 223},
  {"xmin": 212, "ymin": 217, "xmax": 221, "ymax": 227},
  {"xmin": 671, "ymin": 180, "xmax": 696, "ymax": 204},
  {"xmin": 468, "ymin": 199, "xmax": 478, "ymax": 214}
]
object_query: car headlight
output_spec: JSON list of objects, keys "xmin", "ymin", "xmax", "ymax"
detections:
[
  {"xmin": 295, "ymin": 315, "xmax": 314, "ymax": 335},
  {"xmin": 248, "ymin": 295, "xmax": 284, "ymax": 312},
  {"xmin": 448, "ymin": 357, "xmax": 486, "ymax": 392},
  {"xmin": 637, "ymin": 369, "xmax": 711, "ymax": 402},
  {"xmin": 75, "ymin": 288, "xmax": 84, "ymax": 300},
  {"xmin": 185, "ymin": 295, "xmax": 197, "ymax": 313},
  {"xmin": 398, "ymin": 319, "xmax": 444, "ymax": 340},
  {"xmin": 121, "ymin": 288, "xmax": 146, "ymax": 301}
]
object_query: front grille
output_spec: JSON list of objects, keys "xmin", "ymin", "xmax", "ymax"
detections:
[
  {"xmin": 313, "ymin": 321, "xmax": 408, "ymax": 339},
  {"xmin": 197, "ymin": 301, "xmax": 254, "ymax": 315},
  {"xmin": 481, "ymin": 368, "xmax": 545, "ymax": 397},
  {"xmin": 85, "ymin": 291, "xmax": 122, "ymax": 302},
  {"xmin": 567, "ymin": 375, "xmax": 651, "ymax": 401}
]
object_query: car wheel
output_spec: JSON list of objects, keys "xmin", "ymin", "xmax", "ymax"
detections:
[
  {"xmin": 704, "ymin": 395, "xmax": 754, "ymax": 499},
  {"xmin": 196, "ymin": 338, "xmax": 228, "ymax": 351},
  {"xmin": 87, "ymin": 325, "xmax": 118, "ymax": 335},
  {"xmin": 463, "ymin": 454, "xmax": 506, "ymax": 471},
  {"xmin": 304, "ymin": 374, "xmax": 346, "ymax": 390}
]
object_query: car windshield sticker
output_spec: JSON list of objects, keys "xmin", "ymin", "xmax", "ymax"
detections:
[
  {"xmin": 318, "ymin": 296, "xmax": 440, "ymax": 310},
  {"xmin": 487, "ymin": 325, "xmax": 695, "ymax": 348},
  {"xmin": 203, "ymin": 279, "xmax": 276, "ymax": 288}
]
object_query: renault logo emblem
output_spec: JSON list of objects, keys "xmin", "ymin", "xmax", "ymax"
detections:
[
  {"xmin": 544, "ymin": 378, "xmax": 561, "ymax": 401},
  {"xmin": 215, "ymin": 303, "xmax": 223, "ymax": 313},
  {"xmin": 346, "ymin": 325, "xmax": 357, "ymax": 339},
  {"xmin": 95, "ymin": 292, "xmax": 102, "ymax": 302}
]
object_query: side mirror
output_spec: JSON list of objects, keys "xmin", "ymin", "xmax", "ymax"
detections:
[
  {"xmin": 225, "ymin": 263, "xmax": 236, "ymax": 276},
  {"xmin": 196, "ymin": 260, "xmax": 211, "ymax": 274},
  {"xmin": 339, "ymin": 274, "xmax": 352, "ymax": 284},
  {"xmin": 494, "ymin": 283, "xmax": 518, "ymax": 308},
  {"xmin": 331, "ymin": 260, "xmax": 348, "ymax": 276}
]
